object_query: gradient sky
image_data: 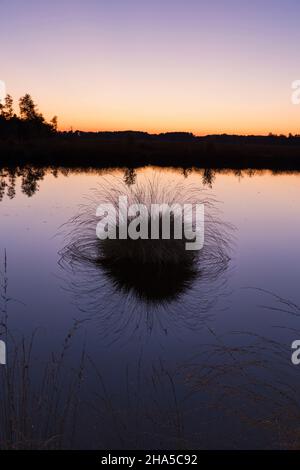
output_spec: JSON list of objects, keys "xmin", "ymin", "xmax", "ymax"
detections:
[{"xmin": 2, "ymin": 0, "xmax": 300, "ymax": 134}]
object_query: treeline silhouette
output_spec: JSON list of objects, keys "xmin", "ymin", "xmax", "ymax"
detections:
[
  {"xmin": 0, "ymin": 93, "xmax": 57, "ymax": 140},
  {"xmin": 1, "ymin": 93, "xmax": 300, "ymax": 171}
]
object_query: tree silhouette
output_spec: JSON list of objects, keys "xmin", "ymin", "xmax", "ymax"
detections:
[
  {"xmin": 0, "ymin": 92, "xmax": 58, "ymax": 141},
  {"xmin": 0, "ymin": 94, "xmax": 14, "ymax": 119},
  {"xmin": 19, "ymin": 94, "xmax": 44, "ymax": 122},
  {"xmin": 50, "ymin": 115, "xmax": 58, "ymax": 131}
]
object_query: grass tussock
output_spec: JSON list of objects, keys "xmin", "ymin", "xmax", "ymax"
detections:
[{"xmin": 59, "ymin": 173, "xmax": 233, "ymax": 305}]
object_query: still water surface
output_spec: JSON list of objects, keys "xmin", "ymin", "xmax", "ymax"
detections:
[{"xmin": 0, "ymin": 166, "xmax": 299, "ymax": 449}]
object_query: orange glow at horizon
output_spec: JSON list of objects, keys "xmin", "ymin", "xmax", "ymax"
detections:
[{"xmin": 2, "ymin": 1, "xmax": 300, "ymax": 136}]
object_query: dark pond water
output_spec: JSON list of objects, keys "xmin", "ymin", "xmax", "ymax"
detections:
[{"xmin": 0, "ymin": 166, "xmax": 300, "ymax": 449}]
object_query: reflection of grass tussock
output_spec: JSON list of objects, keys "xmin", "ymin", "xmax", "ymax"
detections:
[
  {"xmin": 58, "ymin": 174, "xmax": 233, "ymax": 340},
  {"xmin": 60, "ymin": 174, "xmax": 232, "ymax": 302}
]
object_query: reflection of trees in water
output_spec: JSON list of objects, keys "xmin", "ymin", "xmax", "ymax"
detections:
[
  {"xmin": 182, "ymin": 167, "xmax": 192, "ymax": 178},
  {"xmin": 123, "ymin": 167, "xmax": 137, "ymax": 186},
  {"xmin": 0, "ymin": 167, "xmax": 45, "ymax": 200},
  {"xmin": 59, "ymin": 173, "xmax": 233, "ymax": 340},
  {"xmin": 20, "ymin": 168, "xmax": 45, "ymax": 197},
  {"xmin": 202, "ymin": 168, "xmax": 215, "ymax": 188},
  {"xmin": 7, "ymin": 169, "xmax": 16, "ymax": 199},
  {"xmin": 0, "ymin": 166, "xmax": 284, "ymax": 202}
]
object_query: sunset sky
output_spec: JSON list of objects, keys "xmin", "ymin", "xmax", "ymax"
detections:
[{"xmin": 2, "ymin": 0, "xmax": 300, "ymax": 134}]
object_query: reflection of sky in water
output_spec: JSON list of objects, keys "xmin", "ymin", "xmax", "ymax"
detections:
[{"xmin": 0, "ymin": 167, "xmax": 300, "ymax": 449}]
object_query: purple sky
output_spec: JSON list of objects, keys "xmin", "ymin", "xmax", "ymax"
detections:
[{"xmin": 2, "ymin": 0, "xmax": 300, "ymax": 133}]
